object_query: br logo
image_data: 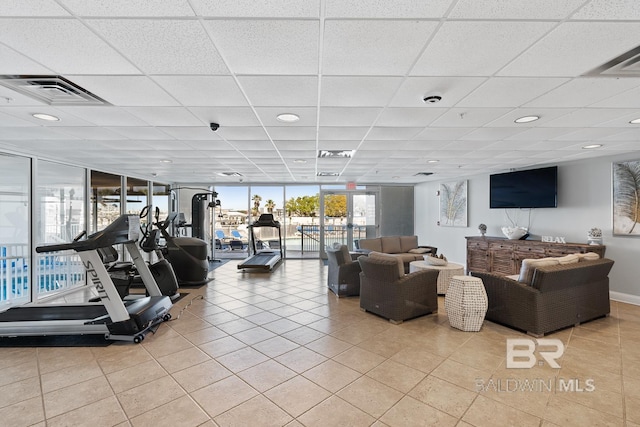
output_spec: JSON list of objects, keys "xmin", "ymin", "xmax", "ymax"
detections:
[{"xmin": 506, "ymin": 338, "xmax": 564, "ymax": 369}]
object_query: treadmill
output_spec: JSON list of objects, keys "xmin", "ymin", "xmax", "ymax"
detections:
[
  {"xmin": 0, "ymin": 214, "xmax": 172, "ymax": 344},
  {"xmin": 237, "ymin": 214, "xmax": 283, "ymax": 272}
]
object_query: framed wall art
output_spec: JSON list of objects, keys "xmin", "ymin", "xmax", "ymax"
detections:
[
  {"xmin": 613, "ymin": 160, "xmax": 640, "ymax": 236},
  {"xmin": 439, "ymin": 180, "xmax": 467, "ymax": 227}
]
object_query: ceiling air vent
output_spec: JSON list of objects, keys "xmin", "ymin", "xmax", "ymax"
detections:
[
  {"xmin": 318, "ymin": 150, "xmax": 354, "ymax": 158},
  {"xmin": 0, "ymin": 75, "xmax": 110, "ymax": 106},
  {"xmin": 317, "ymin": 172, "xmax": 340, "ymax": 177},
  {"xmin": 585, "ymin": 45, "xmax": 640, "ymax": 77}
]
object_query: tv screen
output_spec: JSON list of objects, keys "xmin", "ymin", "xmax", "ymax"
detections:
[{"xmin": 490, "ymin": 166, "xmax": 557, "ymax": 209}]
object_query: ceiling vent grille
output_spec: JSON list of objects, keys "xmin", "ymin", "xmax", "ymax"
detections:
[
  {"xmin": 0, "ymin": 75, "xmax": 110, "ymax": 106},
  {"xmin": 318, "ymin": 150, "xmax": 354, "ymax": 158},
  {"xmin": 585, "ymin": 45, "xmax": 640, "ymax": 77},
  {"xmin": 317, "ymin": 172, "xmax": 340, "ymax": 177}
]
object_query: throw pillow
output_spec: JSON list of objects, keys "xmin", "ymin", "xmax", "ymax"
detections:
[
  {"xmin": 557, "ymin": 254, "xmax": 580, "ymax": 265},
  {"xmin": 408, "ymin": 248, "xmax": 429, "ymax": 254},
  {"xmin": 576, "ymin": 252, "xmax": 600, "ymax": 262},
  {"xmin": 518, "ymin": 257, "xmax": 560, "ymax": 285},
  {"xmin": 368, "ymin": 251, "xmax": 405, "ymax": 278}
]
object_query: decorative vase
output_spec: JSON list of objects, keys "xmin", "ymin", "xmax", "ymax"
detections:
[
  {"xmin": 501, "ymin": 226, "xmax": 528, "ymax": 240},
  {"xmin": 587, "ymin": 227, "xmax": 602, "ymax": 245}
]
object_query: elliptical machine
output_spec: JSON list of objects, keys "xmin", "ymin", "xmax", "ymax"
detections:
[{"xmin": 141, "ymin": 207, "xmax": 210, "ymax": 286}]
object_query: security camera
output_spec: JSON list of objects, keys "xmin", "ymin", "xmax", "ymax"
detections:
[
  {"xmin": 423, "ymin": 94, "xmax": 442, "ymax": 104},
  {"xmin": 210, "ymin": 122, "xmax": 219, "ymax": 131}
]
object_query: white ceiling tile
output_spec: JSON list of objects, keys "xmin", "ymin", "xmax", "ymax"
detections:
[
  {"xmin": 266, "ymin": 127, "xmax": 317, "ymax": 140},
  {"xmin": 0, "ymin": 19, "xmax": 140, "ymax": 74},
  {"xmin": 157, "ymin": 127, "xmax": 223, "ymax": 141},
  {"xmin": 322, "ymin": 20, "xmax": 437, "ymax": 75},
  {"xmin": 457, "ymin": 78, "xmax": 568, "ymax": 108},
  {"xmin": 412, "ymin": 21, "xmax": 555, "ymax": 76},
  {"xmin": 359, "ymin": 140, "xmax": 409, "ymax": 150},
  {"xmin": 411, "ymin": 128, "xmax": 472, "ymax": 141},
  {"xmin": 255, "ymin": 107, "xmax": 317, "ymax": 127},
  {"xmin": 60, "ymin": 0, "xmax": 196, "ymax": 16},
  {"xmin": 525, "ymin": 78, "xmax": 640, "ymax": 108},
  {"xmin": 543, "ymin": 109, "xmax": 635, "ymax": 127},
  {"xmin": 325, "ymin": 0, "xmax": 454, "ymax": 18},
  {"xmin": 450, "ymin": 0, "xmax": 585, "ymax": 19},
  {"xmin": 319, "ymin": 107, "xmax": 382, "ymax": 126},
  {"xmin": 152, "ymin": 76, "xmax": 248, "ymax": 107},
  {"xmin": 123, "ymin": 107, "xmax": 203, "ymax": 127},
  {"xmin": 591, "ymin": 86, "xmax": 640, "ymax": 109},
  {"xmin": 54, "ymin": 106, "xmax": 148, "ymax": 126},
  {"xmin": 204, "ymin": 20, "xmax": 318, "ymax": 75},
  {"xmin": 366, "ymin": 127, "xmax": 422, "ymax": 140},
  {"xmin": 504, "ymin": 127, "xmax": 577, "ymax": 141},
  {"xmin": 318, "ymin": 127, "xmax": 370, "ymax": 140},
  {"xmin": 459, "ymin": 128, "xmax": 525, "ymax": 141},
  {"xmin": 0, "ymin": 45, "xmax": 54, "ymax": 75},
  {"xmin": 321, "ymin": 76, "xmax": 403, "ymax": 107},
  {"xmin": 500, "ymin": 22, "xmax": 640, "ymax": 77},
  {"xmin": 571, "ymin": 0, "xmax": 640, "ymax": 20},
  {"xmin": 54, "ymin": 127, "xmax": 125, "ymax": 140},
  {"xmin": 317, "ymin": 141, "xmax": 360, "ymax": 150},
  {"xmin": 0, "ymin": 111, "xmax": 36, "ymax": 127},
  {"xmin": 430, "ymin": 108, "xmax": 512, "ymax": 127},
  {"xmin": 107, "ymin": 127, "xmax": 173, "ymax": 140},
  {"xmin": 188, "ymin": 107, "xmax": 260, "ymax": 127},
  {"xmin": 191, "ymin": 0, "xmax": 319, "ymax": 18},
  {"xmin": 551, "ymin": 127, "xmax": 628, "ymax": 141},
  {"xmin": 0, "ymin": 0, "xmax": 71, "ymax": 16},
  {"xmin": 88, "ymin": 19, "xmax": 228, "ymax": 74},
  {"xmin": 69, "ymin": 76, "xmax": 179, "ymax": 107},
  {"xmin": 600, "ymin": 130, "xmax": 640, "ymax": 142},
  {"xmin": 390, "ymin": 77, "xmax": 486, "ymax": 107},
  {"xmin": 219, "ymin": 127, "xmax": 269, "ymax": 140},
  {"xmin": 486, "ymin": 108, "xmax": 573, "ymax": 127},
  {"xmin": 1, "ymin": 106, "xmax": 94, "ymax": 126},
  {"xmin": 274, "ymin": 141, "xmax": 316, "ymax": 150},
  {"xmin": 238, "ymin": 76, "xmax": 318, "ymax": 107},
  {"xmin": 376, "ymin": 108, "xmax": 446, "ymax": 127},
  {"xmin": 0, "ymin": 127, "xmax": 77, "ymax": 140}
]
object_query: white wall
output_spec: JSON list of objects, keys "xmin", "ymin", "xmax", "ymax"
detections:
[{"xmin": 415, "ymin": 152, "xmax": 640, "ymax": 304}]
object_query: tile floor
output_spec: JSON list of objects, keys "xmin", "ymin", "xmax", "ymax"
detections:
[{"xmin": 1, "ymin": 259, "xmax": 639, "ymax": 426}]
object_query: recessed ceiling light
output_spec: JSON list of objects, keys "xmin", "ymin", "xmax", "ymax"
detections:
[
  {"xmin": 160, "ymin": 159, "xmax": 172, "ymax": 163},
  {"xmin": 32, "ymin": 113, "xmax": 60, "ymax": 121},
  {"xmin": 514, "ymin": 115, "xmax": 540, "ymax": 123},
  {"xmin": 276, "ymin": 113, "xmax": 300, "ymax": 123},
  {"xmin": 426, "ymin": 159, "xmax": 439, "ymax": 164},
  {"xmin": 630, "ymin": 118, "xmax": 640, "ymax": 124},
  {"xmin": 293, "ymin": 159, "xmax": 307, "ymax": 164},
  {"xmin": 582, "ymin": 144, "xmax": 603, "ymax": 149}
]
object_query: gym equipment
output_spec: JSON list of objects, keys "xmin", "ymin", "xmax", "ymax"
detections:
[
  {"xmin": 0, "ymin": 214, "xmax": 172, "ymax": 343},
  {"xmin": 238, "ymin": 214, "xmax": 283, "ymax": 272},
  {"xmin": 143, "ymin": 208, "xmax": 210, "ymax": 286}
]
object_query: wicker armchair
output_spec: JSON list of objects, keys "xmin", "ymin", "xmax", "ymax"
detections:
[
  {"xmin": 326, "ymin": 244, "xmax": 361, "ymax": 297},
  {"xmin": 471, "ymin": 258, "xmax": 614, "ymax": 336},
  {"xmin": 358, "ymin": 255, "xmax": 438, "ymax": 324}
]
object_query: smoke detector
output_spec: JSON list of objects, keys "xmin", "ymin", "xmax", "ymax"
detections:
[{"xmin": 422, "ymin": 94, "xmax": 442, "ymax": 104}]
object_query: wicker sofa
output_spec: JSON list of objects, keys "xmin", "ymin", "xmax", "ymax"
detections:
[
  {"xmin": 471, "ymin": 257, "xmax": 614, "ymax": 336},
  {"xmin": 356, "ymin": 235, "xmax": 436, "ymax": 273}
]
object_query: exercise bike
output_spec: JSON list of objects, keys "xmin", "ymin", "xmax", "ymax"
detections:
[{"xmin": 140, "ymin": 207, "xmax": 210, "ymax": 286}]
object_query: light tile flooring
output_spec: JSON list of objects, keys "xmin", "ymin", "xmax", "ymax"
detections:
[{"xmin": 1, "ymin": 259, "xmax": 640, "ymax": 426}]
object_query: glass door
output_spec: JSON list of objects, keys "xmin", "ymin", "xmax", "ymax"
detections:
[{"xmin": 320, "ymin": 190, "xmax": 378, "ymax": 257}]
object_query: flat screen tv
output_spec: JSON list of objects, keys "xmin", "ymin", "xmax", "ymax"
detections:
[{"xmin": 490, "ymin": 166, "xmax": 558, "ymax": 209}]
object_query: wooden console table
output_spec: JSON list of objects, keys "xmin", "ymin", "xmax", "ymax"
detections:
[{"xmin": 466, "ymin": 236, "xmax": 606, "ymax": 276}]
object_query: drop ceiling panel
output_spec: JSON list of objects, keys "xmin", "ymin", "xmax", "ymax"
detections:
[
  {"xmin": 430, "ymin": 108, "xmax": 512, "ymax": 127},
  {"xmin": 317, "ymin": 141, "xmax": 360, "ymax": 150},
  {"xmin": 69, "ymin": 76, "xmax": 179, "ymax": 107},
  {"xmin": 591, "ymin": 86, "xmax": 640, "ymax": 109},
  {"xmin": 449, "ymin": 0, "xmax": 585, "ymax": 19},
  {"xmin": 319, "ymin": 107, "xmax": 382, "ymax": 126},
  {"xmin": 524, "ymin": 78, "xmax": 640, "ymax": 108},
  {"xmin": 191, "ymin": 0, "xmax": 319, "ymax": 18},
  {"xmin": 0, "ymin": 45, "xmax": 54, "ymax": 75},
  {"xmin": 0, "ymin": 0, "xmax": 71, "ymax": 16},
  {"xmin": 54, "ymin": 106, "xmax": 148, "ymax": 126},
  {"xmin": 359, "ymin": 140, "xmax": 410, "ymax": 150},
  {"xmin": 318, "ymin": 127, "xmax": 370, "ymax": 140},
  {"xmin": 0, "ymin": 19, "xmax": 140, "ymax": 74},
  {"xmin": 390, "ymin": 77, "xmax": 486, "ymax": 107},
  {"xmin": 54, "ymin": 127, "xmax": 125, "ymax": 140},
  {"xmin": 544, "ymin": 109, "xmax": 636, "ymax": 128},
  {"xmin": 238, "ymin": 76, "xmax": 318, "ymax": 107},
  {"xmin": 457, "ymin": 78, "xmax": 568, "ymax": 108},
  {"xmin": 412, "ymin": 21, "xmax": 555, "ymax": 76},
  {"xmin": 188, "ymin": 107, "xmax": 260, "ymax": 127},
  {"xmin": 2, "ymin": 107, "xmax": 93, "ymax": 126},
  {"xmin": 322, "ymin": 20, "xmax": 437, "ymax": 75},
  {"xmin": 504, "ymin": 127, "xmax": 576, "ymax": 141},
  {"xmin": 321, "ymin": 77, "xmax": 403, "ymax": 107},
  {"xmin": 204, "ymin": 20, "xmax": 319, "ymax": 75},
  {"xmin": 326, "ymin": 0, "xmax": 453, "ymax": 18},
  {"xmin": 486, "ymin": 108, "xmax": 573, "ymax": 127},
  {"xmin": 376, "ymin": 108, "xmax": 446, "ymax": 127},
  {"xmin": 459, "ymin": 128, "xmax": 525, "ymax": 141},
  {"xmin": 571, "ymin": 0, "xmax": 640, "ymax": 20},
  {"xmin": 152, "ymin": 76, "xmax": 249, "ymax": 107},
  {"xmin": 0, "ymin": 127, "xmax": 74, "ymax": 140},
  {"xmin": 551, "ymin": 127, "xmax": 627, "ymax": 141},
  {"xmin": 0, "ymin": 111, "xmax": 36, "ymax": 127},
  {"xmin": 411, "ymin": 128, "xmax": 472, "ymax": 141},
  {"xmin": 107, "ymin": 127, "xmax": 172, "ymax": 140},
  {"xmin": 255, "ymin": 107, "xmax": 317, "ymax": 127},
  {"xmin": 266, "ymin": 127, "xmax": 317, "ymax": 141},
  {"xmin": 274, "ymin": 140, "xmax": 316, "ymax": 151},
  {"xmin": 88, "ymin": 19, "xmax": 228, "ymax": 74},
  {"xmin": 158, "ymin": 127, "xmax": 223, "ymax": 141},
  {"xmin": 60, "ymin": 0, "xmax": 196, "ymax": 17},
  {"xmin": 366, "ymin": 127, "xmax": 423, "ymax": 140},
  {"xmin": 218, "ymin": 127, "xmax": 268, "ymax": 140},
  {"xmin": 123, "ymin": 107, "xmax": 203, "ymax": 127},
  {"xmin": 499, "ymin": 22, "xmax": 640, "ymax": 77}
]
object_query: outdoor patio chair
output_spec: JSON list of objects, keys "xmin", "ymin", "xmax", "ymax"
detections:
[{"xmin": 326, "ymin": 243, "xmax": 361, "ymax": 298}]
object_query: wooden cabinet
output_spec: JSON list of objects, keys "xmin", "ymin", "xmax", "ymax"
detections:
[{"xmin": 465, "ymin": 236, "xmax": 606, "ymax": 276}]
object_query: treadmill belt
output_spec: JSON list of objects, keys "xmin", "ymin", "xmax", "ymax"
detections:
[{"xmin": 0, "ymin": 305, "xmax": 109, "ymax": 322}]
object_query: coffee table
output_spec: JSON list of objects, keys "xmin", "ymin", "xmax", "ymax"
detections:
[{"xmin": 409, "ymin": 261, "xmax": 465, "ymax": 295}]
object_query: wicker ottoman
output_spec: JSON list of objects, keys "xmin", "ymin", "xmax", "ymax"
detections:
[{"xmin": 445, "ymin": 276, "xmax": 488, "ymax": 332}]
